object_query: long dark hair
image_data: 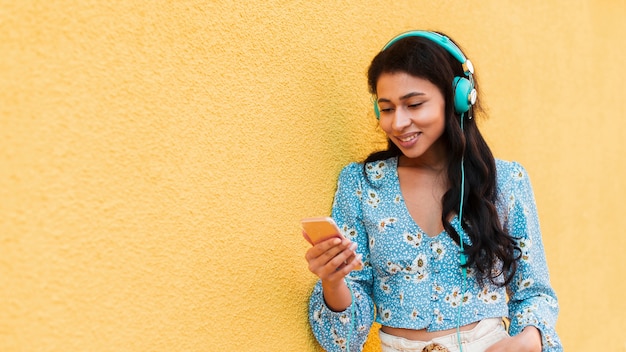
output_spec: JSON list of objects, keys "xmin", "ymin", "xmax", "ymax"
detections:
[{"xmin": 365, "ymin": 33, "xmax": 519, "ymax": 286}]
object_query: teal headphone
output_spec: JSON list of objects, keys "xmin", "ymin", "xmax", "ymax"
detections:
[{"xmin": 373, "ymin": 30, "xmax": 477, "ymax": 119}]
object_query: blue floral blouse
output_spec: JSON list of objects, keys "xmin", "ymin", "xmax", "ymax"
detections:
[{"xmin": 308, "ymin": 157, "xmax": 562, "ymax": 351}]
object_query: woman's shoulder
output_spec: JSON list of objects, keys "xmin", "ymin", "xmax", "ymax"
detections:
[
  {"xmin": 494, "ymin": 158, "xmax": 532, "ymax": 192},
  {"xmin": 339, "ymin": 157, "xmax": 397, "ymax": 185},
  {"xmin": 495, "ymin": 158, "xmax": 529, "ymax": 176}
]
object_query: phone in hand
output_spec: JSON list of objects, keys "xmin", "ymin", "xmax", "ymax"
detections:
[
  {"xmin": 301, "ymin": 216, "xmax": 362, "ymax": 270},
  {"xmin": 300, "ymin": 217, "xmax": 343, "ymax": 245}
]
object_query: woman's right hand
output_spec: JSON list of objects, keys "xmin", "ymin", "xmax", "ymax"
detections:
[
  {"xmin": 304, "ymin": 235, "xmax": 363, "ymax": 311},
  {"xmin": 304, "ymin": 235, "xmax": 362, "ymax": 285}
]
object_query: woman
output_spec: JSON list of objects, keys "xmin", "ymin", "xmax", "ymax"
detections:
[{"xmin": 304, "ymin": 31, "xmax": 562, "ymax": 352}]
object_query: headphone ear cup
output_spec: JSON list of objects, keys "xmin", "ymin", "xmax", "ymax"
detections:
[
  {"xmin": 373, "ymin": 97, "xmax": 381, "ymax": 120},
  {"xmin": 453, "ymin": 76, "xmax": 474, "ymax": 114}
]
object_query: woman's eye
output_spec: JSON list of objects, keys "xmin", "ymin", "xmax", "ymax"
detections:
[{"xmin": 408, "ymin": 102, "xmax": 423, "ymax": 109}]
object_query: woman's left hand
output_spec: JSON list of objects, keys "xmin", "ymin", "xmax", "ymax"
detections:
[{"xmin": 485, "ymin": 326, "xmax": 542, "ymax": 352}]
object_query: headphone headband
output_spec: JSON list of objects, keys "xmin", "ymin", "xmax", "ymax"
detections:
[
  {"xmin": 381, "ymin": 31, "xmax": 474, "ymax": 76},
  {"xmin": 374, "ymin": 30, "xmax": 477, "ymax": 117}
]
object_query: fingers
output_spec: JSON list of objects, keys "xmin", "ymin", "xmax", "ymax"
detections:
[
  {"xmin": 306, "ymin": 238, "xmax": 352, "ymax": 272},
  {"xmin": 320, "ymin": 249, "xmax": 362, "ymax": 282},
  {"xmin": 325, "ymin": 241, "xmax": 357, "ymax": 269},
  {"xmin": 333, "ymin": 252, "xmax": 363, "ymax": 275},
  {"xmin": 304, "ymin": 236, "xmax": 342, "ymax": 260},
  {"xmin": 305, "ymin": 238, "xmax": 362, "ymax": 281}
]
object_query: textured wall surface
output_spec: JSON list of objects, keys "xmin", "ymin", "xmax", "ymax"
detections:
[{"xmin": 1, "ymin": 1, "xmax": 625, "ymax": 351}]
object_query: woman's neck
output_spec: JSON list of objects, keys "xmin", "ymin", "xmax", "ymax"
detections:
[{"xmin": 397, "ymin": 139, "xmax": 448, "ymax": 173}]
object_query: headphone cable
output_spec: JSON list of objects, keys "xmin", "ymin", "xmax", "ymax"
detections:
[
  {"xmin": 346, "ymin": 279, "xmax": 355, "ymax": 351},
  {"xmin": 456, "ymin": 113, "xmax": 468, "ymax": 352}
]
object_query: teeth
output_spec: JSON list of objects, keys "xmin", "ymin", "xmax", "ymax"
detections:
[{"xmin": 399, "ymin": 134, "xmax": 418, "ymax": 142}]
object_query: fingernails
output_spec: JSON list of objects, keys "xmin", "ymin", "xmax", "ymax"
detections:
[{"xmin": 354, "ymin": 254, "xmax": 364, "ymax": 270}]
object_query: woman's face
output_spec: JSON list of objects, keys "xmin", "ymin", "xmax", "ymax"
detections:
[{"xmin": 376, "ymin": 72, "xmax": 446, "ymax": 164}]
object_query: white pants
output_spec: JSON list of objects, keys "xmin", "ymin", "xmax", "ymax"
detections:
[{"xmin": 379, "ymin": 318, "xmax": 509, "ymax": 352}]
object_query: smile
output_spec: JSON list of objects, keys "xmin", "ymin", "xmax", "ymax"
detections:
[{"xmin": 397, "ymin": 133, "xmax": 420, "ymax": 143}]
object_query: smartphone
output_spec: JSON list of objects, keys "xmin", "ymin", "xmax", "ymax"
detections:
[
  {"xmin": 301, "ymin": 217, "xmax": 343, "ymax": 245},
  {"xmin": 301, "ymin": 216, "xmax": 363, "ymax": 271}
]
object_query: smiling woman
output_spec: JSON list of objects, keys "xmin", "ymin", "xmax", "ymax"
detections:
[
  {"xmin": 375, "ymin": 73, "xmax": 446, "ymax": 163},
  {"xmin": 302, "ymin": 31, "xmax": 563, "ymax": 352},
  {"xmin": 2, "ymin": 2, "xmax": 625, "ymax": 351}
]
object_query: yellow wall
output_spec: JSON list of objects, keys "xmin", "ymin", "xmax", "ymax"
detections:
[{"xmin": 1, "ymin": 1, "xmax": 625, "ymax": 351}]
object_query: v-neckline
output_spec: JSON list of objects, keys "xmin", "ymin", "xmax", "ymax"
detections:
[{"xmin": 390, "ymin": 157, "xmax": 458, "ymax": 238}]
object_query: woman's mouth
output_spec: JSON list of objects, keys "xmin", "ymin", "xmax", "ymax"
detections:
[
  {"xmin": 398, "ymin": 133, "xmax": 419, "ymax": 142},
  {"xmin": 396, "ymin": 132, "xmax": 421, "ymax": 147}
]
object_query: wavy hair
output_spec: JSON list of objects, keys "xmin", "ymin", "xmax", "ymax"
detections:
[{"xmin": 364, "ymin": 33, "xmax": 520, "ymax": 286}]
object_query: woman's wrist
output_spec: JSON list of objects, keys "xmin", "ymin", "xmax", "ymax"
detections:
[{"xmin": 321, "ymin": 279, "xmax": 351, "ymax": 312}]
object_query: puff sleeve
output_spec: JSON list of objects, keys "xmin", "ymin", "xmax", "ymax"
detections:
[
  {"xmin": 501, "ymin": 162, "xmax": 563, "ymax": 351},
  {"xmin": 308, "ymin": 163, "xmax": 375, "ymax": 352}
]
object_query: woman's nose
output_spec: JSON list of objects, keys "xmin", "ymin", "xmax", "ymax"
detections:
[{"xmin": 392, "ymin": 107, "xmax": 411, "ymax": 130}]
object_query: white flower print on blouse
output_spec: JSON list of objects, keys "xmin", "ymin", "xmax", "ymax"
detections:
[
  {"xmin": 355, "ymin": 187, "xmax": 363, "ymax": 200},
  {"xmin": 515, "ymin": 305, "xmax": 539, "ymax": 326},
  {"xmin": 433, "ymin": 283, "xmax": 444, "ymax": 296},
  {"xmin": 434, "ymin": 308, "xmax": 445, "ymax": 325},
  {"xmin": 507, "ymin": 194, "xmax": 516, "ymax": 213},
  {"xmin": 378, "ymin": 217, "xmax": 397, "ymax": 232},
  {"xmin": 366, "ymin": 190, "xmax": 380, "ymax": 208},
  {"xmin": 379, "ymin": 306, "xmax": 392, "ymax": 322},
  {"xmin": 512, "ymin": 168, "xmax": 525, "ymax": 181},
  {"xmin": 380, "ymin": 277, "xmax": 391, "ymax": 294},
  {"xmin": 385, "ymin": 261, "xmax": 402, "ymax": 275},
  {"xmin": 340, "ymin": 224, "xmax": 358, "ymax": 240},
  {"xmin": 366, "ymin": 160, "xmax": 388, "ymax": 180},
  {"xmin": 404, "ymin": 254, "xmax": 429, "ymax": 283},
  {"xmin": 430, "ymin": 241, "xmax": 446, "ymax": 260},
  {"xmin": 445, "ymin": 286, "xmax": 464, "ymax": 307},
  {"xmin": 517, "ymin": 277, "xmax": 535, "ymax": 291},
  {"xmin": 405, "ymin": 253, "xmax": 428, "ymax": 275},
  {"xmin": 330, "ymin": 328, "xmax": 346, "ymax": 350},
  {"xmin": 312, "ymin": 308, "xmax": 323, "ymax": 323},
  {"xmin": 403, "ymin": 231, "xmax": 424, "ymax": 248},
  {"xmin": 518, "ymin": 237, "xmax": 533, "ymax": 262},
  {"xmin": 478, "ymin": 287, "xmax": 502, "ymax": 304}
]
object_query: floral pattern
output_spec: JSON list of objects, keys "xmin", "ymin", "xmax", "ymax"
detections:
[{"xmin": 308, "ymin": 157, "xmax": 562, "ymax": 351}]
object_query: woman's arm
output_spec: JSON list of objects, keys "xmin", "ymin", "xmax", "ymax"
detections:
[
  {"xmin": 307, "ymin": 163, "xmax": 375, "ymax": 352},
  {"xmin": 500, "ymin": 162, "xmax": 563, "ymax": 352},
  {"xmin": 305, "ymin": 237, "xmax": 362, "ymax": 311}
]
